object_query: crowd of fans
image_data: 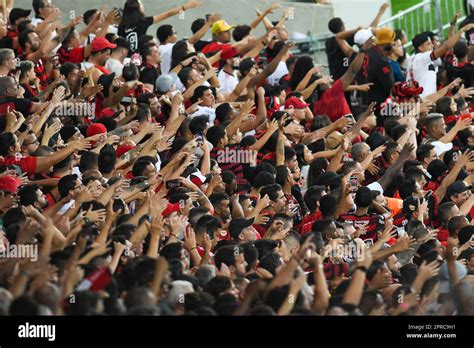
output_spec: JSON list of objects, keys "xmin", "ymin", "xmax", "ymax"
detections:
[{"xmin": 0, "ymin": 0, "xmax": 472, "ymax": 316}]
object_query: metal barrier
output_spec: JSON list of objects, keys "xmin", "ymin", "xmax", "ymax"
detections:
[{"xmin": 379, "ymin": 0, "xmax": 467, "ymax": 50}]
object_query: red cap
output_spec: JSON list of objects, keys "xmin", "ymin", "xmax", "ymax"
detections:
[
  {"xmin": 162, "ymin": 203, "xmax": 181, "ymax": 217},
  {"xmin": 221, "ymin": 46, "xmax": 238, "ymax": 60},
  {"xmin": 99, "ymin": 108, "xmax": 115, "ymax": 118},
  {"xmin": 91, "ymin": 37, "xmax": 117, "ymax": 52},
  {"xmin": 284, "ymin": 96, "xmax": 309, "ymax": 110},
  {"xmin": 116, "ymin": 144, "xmax": 135, "ymax": 158},
  {"xmin": 0, "ymin": 176, "xmax": 21, "ymax": 193},
  {"xmin": 86, "ymin": 123, "xmax": 107, "ymax": 137}
]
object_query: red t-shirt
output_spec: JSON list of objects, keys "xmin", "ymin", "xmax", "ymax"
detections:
[
  {"xmin": 0, "ymin": 155, "xmax": 37, "ymax": 174},
  {"xmin": 58, "ymin": 46, "xmax": 85, "ymax": 64},
  {"xmin": 313, "ymin": 79, "xmax": 351, "ymax": 121}
]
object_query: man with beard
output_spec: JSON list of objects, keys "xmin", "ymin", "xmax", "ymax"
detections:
[{"xmin": 214, "ymin": 245, "xmax": 248, "ymax": 279}]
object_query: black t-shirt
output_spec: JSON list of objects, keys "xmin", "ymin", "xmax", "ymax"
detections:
[
  {"xmin": 139, "ymin": 65, "xmax": 159, "ymax": 89},
  {"xmin": 118, "ymin": 16, "xmax": 154, "ymax": 54},
  {"xmin": 194, "ymin": 40, "xmax": 209, "ymax": 52},
  {"xmin": 0, "ymin": 36, "xmax": 13, "ymax": 49},
  {"xmin": 325, "ymin": 35, "xmax": 354, "ymax": 80}
]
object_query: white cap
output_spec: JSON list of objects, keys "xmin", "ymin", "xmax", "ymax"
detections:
[
  {"xmin": 431, "ymin": 141, "xmax": 453, "ymax": 156},
  {"xmin": 354, "ymin": 28, "xmax": 374, "ymax": 46}
]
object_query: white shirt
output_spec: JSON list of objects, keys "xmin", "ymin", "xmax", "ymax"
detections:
[
  {"xmin": 190, "ymin": 105, "xmax": 216, "ymax": 126},
  {"xmin": 159, "ymin": 43, "xmax": 174, "ymax": 75},
  {"xmin": 268, "ymin": 61, "xmax": 289, "ymax": 86},
  {"xmin": 106, "ymin": 58, "xmax": 124, "ymax": 77},
  {"xmin": 217, "ymin": 69, "xmax": 239, "ymax": 94},
  {"xmin": 406, "ymin": 51, "xmax": 441, "ymax": 99}
]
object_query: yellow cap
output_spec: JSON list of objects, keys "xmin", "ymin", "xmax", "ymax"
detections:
[
  {"xmin": 212, "ymin": 20, "xmax": 235, "ymax": 35},
  {"xmin": 375, "ymin": 27, "xmax": 396, "ymax": 45},
  {"xmin": 326, "ymin": 131, "xmax": 344, "ymax": 150}
]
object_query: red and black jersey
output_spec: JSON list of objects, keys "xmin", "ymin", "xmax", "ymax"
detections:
[
  {"xmin": 0, "ymin": 155, "xmax": 37, "ymax": 174},
  {"xmin": 210, "ymin": 144, "xmax": 247, "ymax": 185},
  {"xmin": 392, "ymin": 211, "xmax": 408, "ymax": 235},
  {"xmin": 58, "ymin": 46, "xmax": 85, "ymax": 64},
  {"xmin": 0, "ymin": 96, "xmax": 33, "ymax": 115},
  {"xmin": 338, "ymin": 213, "xmax": 384, "ymax": 245}
]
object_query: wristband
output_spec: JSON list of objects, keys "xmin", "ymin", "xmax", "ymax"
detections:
[
  {"xmin": 359, "ymin": 48, "xmax": 366, "ymax": 54},
  {"xmin": 190, "ymin": 246, "xmax": 197, "ymax": 251},
  {"xmin": 356, "ymin": 266, "xmax": 368, "ymax": 273}
]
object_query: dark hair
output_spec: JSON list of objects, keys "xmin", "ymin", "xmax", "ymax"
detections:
[
  {"xmin": 206, "ymin": 125, "xmax": 226, "ymax": 147},
  {"xmin": 254, "ymin": 239, "xmax": 279, "ymax": 260},
  {"xmin": 191, "ymin": 18, "xmax": 206, "ymax": 34},
  {"xmin": 122, "ymin": 63, "xmax": 139, "ymax": 81},
  {"xmin": 157, "ymin": 24, "xmax": 174, "ymax": 43},
  {"xmin": 79, "ymin": 151, "xmax": 99, "ymax": 173},
  {"xmin": 416, "ymin": 143, "xmax": 435, "ymax": 162},
  {"xmin": 319, "ymin": 194, "xmax": 338, "ymax": 218},
  {"xmin": 205, "ymin": 276, "xmax": 232, "ymax": 299},
  {"xmin": 458, "ymin": 225, "xmax": 474, "ymax": 245},
  {"xmin": 232, "ymin": 25, "xmax": 251, "ymax": 42},
  {"xmin": 18, "ymin": 184, "xmax": 40, "ymax": 206},
  {"xmin": 60, "ymin": 62, "xmax": 79, "ymax": 78},
  {"xmin": 437, "ymin": 202, "xmax": 456, "ymax": 225},
  {"xmin": 289, "ymin": 56, "xmax": 315, "ymax": 92},
  {"xmin": 260, "ymin": 184, "xmax": 283, "ymax": 202},
  {"xmin": 178, "ymin": 67, "xmax": 195, "ymax": 87},
  {"xmin": 209, "ymin": 192, "xmax": 230, "ymax": 209},
  {"xmin": 328, "ymin": 17, "xmax": 344, "ymax": 34},
  {"xmin": 18, "ymin": 29, "xmax": 35, "ymax": 50},
  {"xmin": 18, "ymin": 20, "xmax": 32, "ymax": 35},
  {"xmin": 436, "ymin": 96, "xmax": 454, "ymax": 117},
  {"xmin": 119, "ymin": 0, "xmax": 145, "ymax": 29},
  {"xmin": 240, "ymin": 242, "xmax": 258, "ymax": 272},
  {"xmin": 58, "ymin": 174, "xmax": 78, "ymax": 198},
  {"xmin": 0, "ymin": 132, "xmax": 15, "ymax": 156},
  {"xmin": 215, "ymin": 103, "xmax": 233, "ymax": 124},
  {"xmin": 260, "ymin": 252, "xmax": 282, "ymax": 276},
  {"xmin": 98, "ymin": 145, "xmax": 117, "ymax": 175},
  {"xmin": 304, "ymin": 185, "xmax": 326, "ymax": 212},
  {"xmin": 214, "ymin": 245, "xmax": 243, "ymax": 268},
  {"xmin": 170, "ymin": 39, "xmax": 191, "ymax": 70},
  {"xmin": 399, "ymin": 179, "xmax": 418, "ymax": 199}
]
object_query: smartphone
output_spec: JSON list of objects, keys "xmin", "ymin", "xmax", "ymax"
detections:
[
  {"xmin": 349, "ymin": 175, "xmax": 358, "ymax": 193},
  {"xmin": 166, "ymin": 179, "xmax": 181, "ymax": 190},
  {"xmin": 197, "ymin": 132, "xmax": 204, "ymax": 145}
]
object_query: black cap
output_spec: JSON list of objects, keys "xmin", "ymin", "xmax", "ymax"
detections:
[
  {"xmin": 446, "ymin": 181, "xmax": 471, "ymax": 198},
  {"xmin": 97, "ymin": 72, "xmax": 116, "ymax": 98},
  {"xmin": 228, "ymin": 218, "xmax": 255, "ymax": 240},
  {"xmin": 403, "ymin": 196, "xmax": 420, "ymax": 218},
  {"xmin": 9, "ymin": 8, "xmax": 31, "ymax": 25},
  {"xmin": 412, "ymin": 33, "xmax": 430, "ymax": 50}
]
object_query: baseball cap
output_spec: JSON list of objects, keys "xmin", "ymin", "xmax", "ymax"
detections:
[
  {"xmin": 446, "ymin": 181, "xmax": 471, "ymax": 198},
  {"xmin": 162, "ymin": 202, "xmax": 181, "ymax": 217},
  {"xmin": 91, "ymin": 37, "xmax": 117, "ymax": 52},
  {"xmin": 155, "ymin": 74, "xmax": 174, "ymax": 94},
  {"xmin": 99, "ymin": 108, "xmax": 116, "ymax": 118},
  {"xmin": 86, "ymin": 123, "xmax": 107, "ymax": 138},
  {"xmin": 116, "ymin": 144, "xmax": 135, "ymax": 158},
  {"xmin": 402, "ymin": 196, "xmax": 420, "ymax": 218},
  {"xmin": 285, "ymin": 97, "xmax": 309, "ymax": 110},
  {"xmin": 412, "ymin": 33, "xmax": 430, "ymax": 51},
  {"xmin": 211, "ymin": 20, "xmax": 235, "ymax": 35},
  {"xmin": 0, "ymin": 176, "xmax": 21, "ymax": 194},
  {"xmin": 326, "ymin": 131, "xmax": 344, "ymax": 149},
  {"xmin": 9, "ymin": 8, "xmax": 31, "ymax": 25},
  {"xmin": 375, "ymin": 27, "xmax": 396, "ymax": 45},
  {"xmin": 354, "ymin": 28, "xmax": 373, "ymax": 46},
  {"xmin": 228, "ymin": 217, "xmax": 255, "ymax": 240},
  {"xmin": 431, "ymin": 141, "xmax": 453, "ymax": 157}
]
